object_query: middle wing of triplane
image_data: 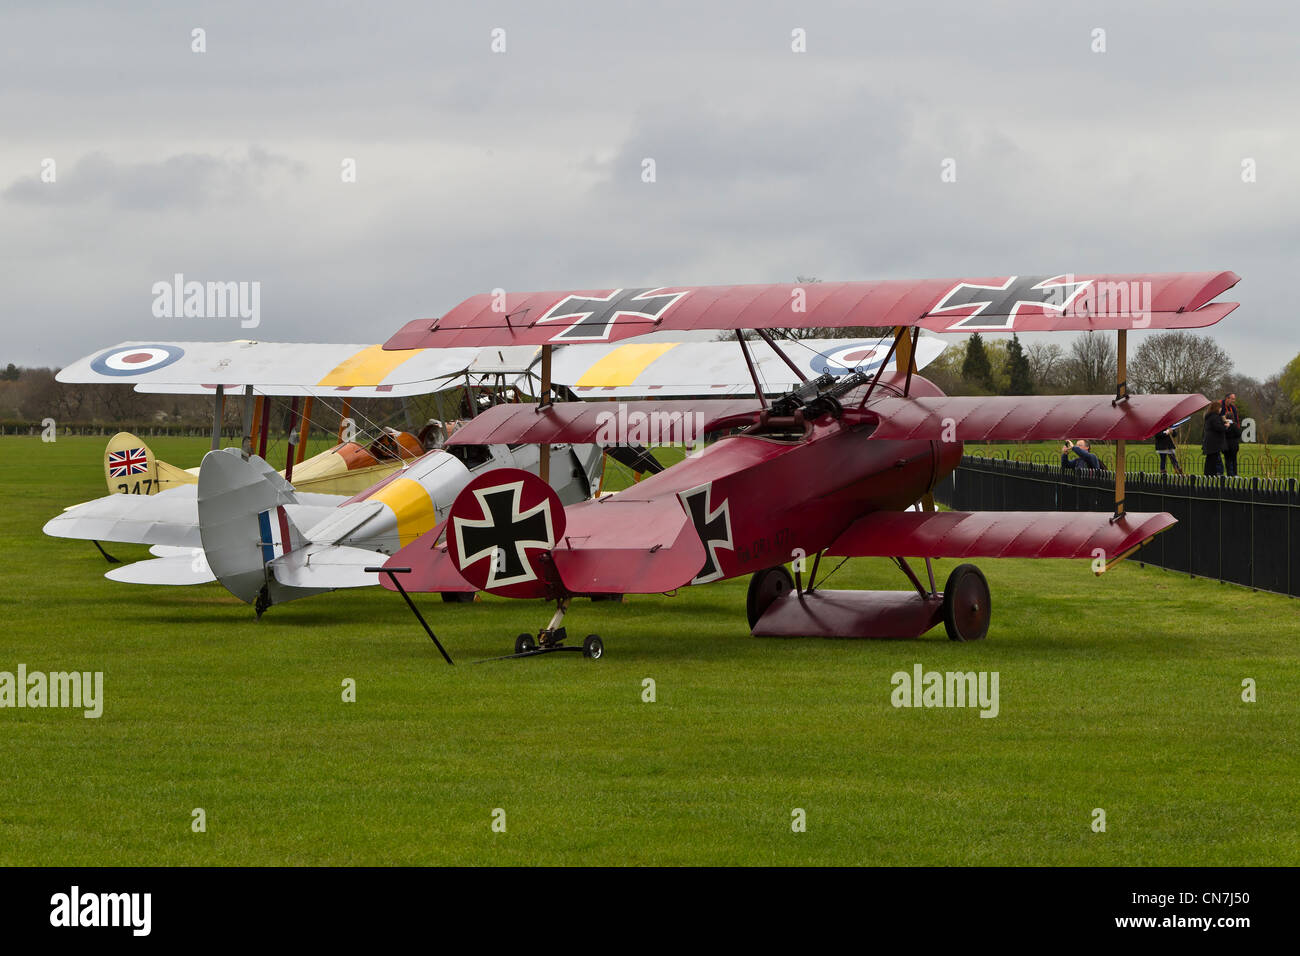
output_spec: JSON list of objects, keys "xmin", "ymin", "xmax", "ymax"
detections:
[{"xmin": 442, "ymin": 393, "xmax": 1207, "ymax": 446}]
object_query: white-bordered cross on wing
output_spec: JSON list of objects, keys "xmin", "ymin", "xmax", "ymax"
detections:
[
  {"xmin": 929, "ymin": 275, "xmax": 1091, "ymax": 331},
  {"xmin": 535, "ymin": 288, "xmax": 689, "ymax": 343}
]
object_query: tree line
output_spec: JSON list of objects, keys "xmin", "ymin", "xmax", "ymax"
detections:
[
  {"xmin": 5, "ymin": 332, "xmax": 1299, "ymax": 445},
  {"xmin": 925, "ymin": 331, "xmax": 1300, "ymax": 445}
]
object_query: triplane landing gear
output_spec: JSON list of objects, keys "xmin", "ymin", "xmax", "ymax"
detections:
[
  {"xmin": 941, "ymin": 563, "xmax": 990, "ymax": 642},
  {"xmin": 747, "ymin": 552, "xmax": 992, "ymax": 641},
  {"xmin": 477, "ymin": 598, "xmax": 606, "ymax": 662}
]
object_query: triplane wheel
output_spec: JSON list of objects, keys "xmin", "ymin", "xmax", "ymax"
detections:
[
  {"xmin": 514, "ymin": 633, "xmax": 537, "ymax": 655},
  {"xmin": 746, "ymin": 566, "xmax": 794, "ymax": 629},
  {"xmin": 582, "ymin": 634, "xmax": 604, "ymax": 659},
  {"xmin": 441, "ymin": 591, "xmax": 476, "ymax": 603},
  {"xmin": 942, "ymin": 563, "xmax": 991, "ymax": 642}
]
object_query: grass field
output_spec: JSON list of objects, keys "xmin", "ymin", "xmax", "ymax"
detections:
[
  {"xmin": 966, "ymin": 441, "xmax": 1300, "ymax": 478},
  {"xmin": 1, "ymin": 436, "xmax": 1297, "ymax": 866}
]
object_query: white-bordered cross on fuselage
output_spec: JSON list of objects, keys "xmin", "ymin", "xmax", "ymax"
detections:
[
  {"xmin": 678, "ymin": 483, "xmax": 733, "ymax": 584},
  {"xmin": 454, "ymin": 481, "xmax": 555, "ymax": 588}
]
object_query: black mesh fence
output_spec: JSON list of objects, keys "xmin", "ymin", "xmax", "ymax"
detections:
[
  {"xmin": 933, "ymin": 456, "xmax": 1300, "ymax": 597},
  {"xmin": 957, "ymin": 447, "xmax": 1300, "ymax": 479}
]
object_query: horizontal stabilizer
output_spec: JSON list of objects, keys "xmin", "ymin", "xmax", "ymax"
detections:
[
  {"xmin": 380, "ymin": 493, "xmax": 705, "ymax": 595},
  {"xmin": 106, "ymin": 554, "xmax": 215, "ymax": 585},
  {"xmin": 863, "ymin": 393, "xmax": 1208, "ymax": 442},
  {"xmin": 551, "ymin": 497, "xmax": 705, "ymax": 594},
  {"xmin": 379, "ymin": 538, "xmax": 477, "ymax": 593},
  {"xmin": 270, "ymin": 545, "xmax": 385, "ymax": 589},
  {"xmin": 826, "ymin": 510, "xmax": 1176, "ymax": 560}
]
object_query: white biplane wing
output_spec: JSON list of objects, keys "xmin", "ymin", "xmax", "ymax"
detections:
[
  {"xmin": 57, "ymin": 341, "xmax": 483, "ymax": 397},
  {"xmin": 57, "ymin": 335, "xmax": 944, "ymax": 400},
  {"xmin": 552, "ymin": 335, "xmax": 946, "ymax": 398}
]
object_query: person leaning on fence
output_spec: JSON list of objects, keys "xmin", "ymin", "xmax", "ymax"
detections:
[
  {"xmin": 1060, "ymin": 439, "xmax": 1104, "ymax": 471},
  {"xmin": 1222, "ymin": 392, "xmax": 1242, "ymax": 477},
  {"xmin": 1202, "ymin": 400, "xmax": 1229, "ymax": 476},
  {"xmin": 1154, "ymin": 426, "xmax": 1184, "ymax": 475}
]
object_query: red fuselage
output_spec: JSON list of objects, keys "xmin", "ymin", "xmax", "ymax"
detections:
[{"xmin": 613, "ymin": 379, "xmax": 964, "ymax": 584}]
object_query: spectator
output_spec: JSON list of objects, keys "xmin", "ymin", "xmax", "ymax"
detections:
[
  {"xmin": 1222, "ymin": 392, "xmax": 1242, "ymax": 476},
  {"xmin": 1202, "ymin": 400, "xmax": 1228, "ymax": 476},
  {"xmin": 1154, "ymin": 426, "xmax": 1183, "ymax": 475},
  {"xmin": 1060, "ymin": 439, "xmax": 1104, "ymax": 471}
]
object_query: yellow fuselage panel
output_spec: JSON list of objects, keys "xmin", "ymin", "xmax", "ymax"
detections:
[{"xmin": 369, "ymin": 477, "xmax": 437, "ymax": 547}]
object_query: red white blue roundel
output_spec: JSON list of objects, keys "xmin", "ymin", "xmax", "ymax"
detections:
[
  {"xmin": 90, "ymin": 345, "xmax": 185, "ymax": 377},
  {"xmin": 811, "ymin": 341, "xmax": 891, "ymax": 377}
]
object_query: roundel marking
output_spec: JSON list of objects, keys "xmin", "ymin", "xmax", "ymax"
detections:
[
  {"xmin": 811, "ymin": 342, "xmax": 890, "ymax": 377},
  {"xmin": 90, "ymin": 345, "xmax": 185, "ymax": 376}
]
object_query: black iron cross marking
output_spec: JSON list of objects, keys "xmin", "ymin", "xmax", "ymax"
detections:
[
  {"xmin": 454, "ymin": 482, "xmax": 554, "ymax": 587},
  {"xmin": 536, "ymin": 288, "xmax": 688, "ymax": 342},
  {"xmin": 678, "ymin": 483, "xmax": 732, "ymax": 584},
  {"xmin": 930, "ymin": 275, "xmax": 1090, "ymax": 331}
]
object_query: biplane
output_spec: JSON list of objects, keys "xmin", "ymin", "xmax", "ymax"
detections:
[
  {"xmin": 46, "ymin": 333, "xmax": 937, "ymax": 616},
  {"xmin": 377, "ymin": 272, "xmax": 1240, "ymax": 659}
]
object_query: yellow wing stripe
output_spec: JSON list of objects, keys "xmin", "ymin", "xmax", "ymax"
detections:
[
  {"xmin": 373, "ymin": 477, "xmax": 437, "ymax": 547},
  {"xmin": 575, "ymin": 343, "xmax": 678, "ymax": 386},
  {"xmin": 317, "ymin": 344, "xmax": 421, "ymax": 387}
]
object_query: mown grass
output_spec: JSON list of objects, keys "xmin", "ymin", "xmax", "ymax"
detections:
[
  {"xmin": 967, "ymin": 440, "xmax": 1300, "ymax": 478},
  {"xmin": 0, "ymin": 437, "xmax": 1296, "ymax": 865}
]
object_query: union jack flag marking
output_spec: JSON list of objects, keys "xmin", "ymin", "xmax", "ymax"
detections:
[{"xmin": 108, "ymin": 447, "xmax": 149, "ymax": 478}]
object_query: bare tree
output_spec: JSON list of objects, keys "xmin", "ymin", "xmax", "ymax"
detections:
[
  {"xmin": 1128, "ymin": 331, "xmax": 1232, "ymax": 396},
  {"xmin": 1063, "ymin": 332, "xmax": 1117, "ymax": 394},
  {"xmin": 1027, "ymin": 342, "xmax": 1066, "ymax": 392}
]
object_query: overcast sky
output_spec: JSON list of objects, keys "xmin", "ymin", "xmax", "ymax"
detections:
[{"xmin": 2, "ymin": 0, "xmax": 1296, "ymax": 378}]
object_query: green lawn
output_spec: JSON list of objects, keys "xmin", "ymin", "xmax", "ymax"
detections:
[
  {"xmin": 0, "ymin": 436, "xmax": 1296, "ymax": 865},
  {"xmin": 967, "ymin": 441, "xmax": 1300, "ymax": 479}
]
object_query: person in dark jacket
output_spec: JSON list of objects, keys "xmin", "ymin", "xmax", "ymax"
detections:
[
  {"xmin": 1154, "ymin": 426, "xmax": 1183, "ymax": 475},
  {"xmin": 1221, "ymin": 392, "xmax": 1242, "ymax": 476},
  {"xmin": 1060, "ymin": 439, "xmax": 1104, "ymax": 471},
  {"xmin": 1202, "ymin": 401, "xmax": 1228, "ymax": 476}
]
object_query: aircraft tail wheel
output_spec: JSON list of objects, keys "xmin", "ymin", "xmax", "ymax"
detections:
[
  {"xmin": 942, "ymin": 563, "xmax": 991, "ymax": 642},
  {"xmin": 746, "ymin": 566, "xmax": 794, "ymax": 630},
  {"xmin": 514, "ymin": 633, "xmax": 537, "ymax": 655},
  {"xmin": 582, "ymin": 634, "xmax": 604, "ymax": 659}
]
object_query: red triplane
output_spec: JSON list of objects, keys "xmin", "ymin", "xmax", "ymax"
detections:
[{"xmin": 378, "ymin": 272, "xmax": 1239, "ymax": 659}]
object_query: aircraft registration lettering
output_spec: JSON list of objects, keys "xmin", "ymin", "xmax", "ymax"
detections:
[{"xmin": 735, "ymin": 527, "xmax": 792, "ymax": 566}]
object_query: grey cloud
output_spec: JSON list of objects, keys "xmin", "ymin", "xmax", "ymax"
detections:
[
  {"xmin": 3, "ymin": 147, "xmax": 304, "ymax": 210},
  {"xmin": 0, "ymin": 0, "xmax": 1295, "ymax": 379}
]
